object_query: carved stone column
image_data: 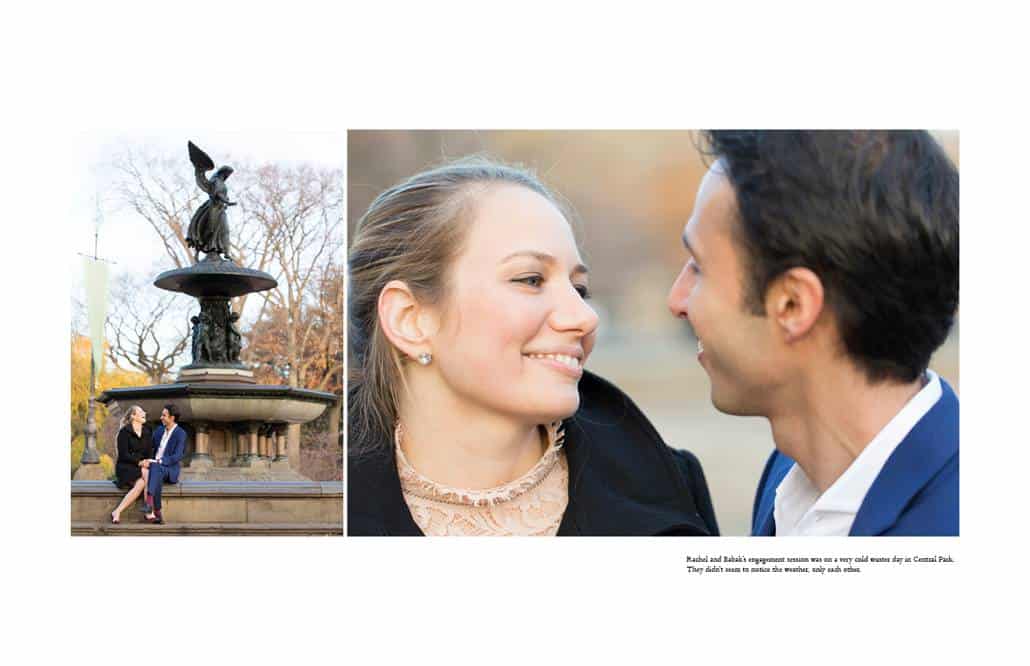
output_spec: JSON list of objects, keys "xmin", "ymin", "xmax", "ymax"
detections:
[
  {"xmin": 227, "ymin": 426, "xmax": 237, "ymax": 465},
  {"xmin": 272, "ymin": 424, "xmax": 289, "ymax": 464},
  {"xmin": 240, "ymin": 421, "xmax": 260, "ymax": 465},
  {"xmin": 287, "ymin": 423, "xmax": 302, "ymax": 472},
  {"xmin": 231, "ymin": 424, "xmax": 249, "ymax": 467},
  {"xmin": 258, "ymin": 426, "xmax": 271, "ymax": 461},
  {"xmin": 191, "ymin": 421, "xmax": 213, "ymax": 468}
]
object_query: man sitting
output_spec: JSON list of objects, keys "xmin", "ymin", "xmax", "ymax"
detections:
[{"xmin": 144, "ymin": 404, "xmax": 187, "ymax": 525}]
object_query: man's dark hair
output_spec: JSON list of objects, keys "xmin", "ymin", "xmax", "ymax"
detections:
[
  {"xmin": 163, "ymin": 403, "xmax": 181, "ymax": 423},
  {"xmin": 702, "ymin": 130, "xmax": 959, "ymax": 384}
]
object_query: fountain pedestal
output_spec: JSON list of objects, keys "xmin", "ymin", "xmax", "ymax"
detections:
[{"xmin": 97, "ymin": 257, "xmax": 337, "ymax": 483}]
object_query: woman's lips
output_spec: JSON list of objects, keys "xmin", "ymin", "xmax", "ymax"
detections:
[{"xmin": 524, "ymin": 352, "xmax": 584, "ymax": 379}]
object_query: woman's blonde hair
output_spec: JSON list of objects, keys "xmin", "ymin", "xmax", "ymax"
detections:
[
  {"xmin": 120, "ymin": 405, "xmax": 144, "ymax": 428},
  {"xmin": 348, "ymin": 157, "xmax": 564, "ymax": 454}
]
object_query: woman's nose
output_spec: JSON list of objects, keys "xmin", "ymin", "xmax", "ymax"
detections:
[{"xmin": 551, "ymin": 285, "xmax": 600, "ymax": 335}]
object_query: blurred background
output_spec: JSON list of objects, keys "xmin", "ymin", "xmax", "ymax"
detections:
[{"xmin": 348, "ymin": 130, "xmax": 960, "ymax": 535}]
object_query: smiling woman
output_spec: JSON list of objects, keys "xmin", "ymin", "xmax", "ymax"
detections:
[{"xmin": 347, "ymin": 157, "xmax": 719, "ymax": 537}]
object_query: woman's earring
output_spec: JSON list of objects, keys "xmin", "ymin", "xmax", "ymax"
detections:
[{"xmin": 417, "ymin": 352, "xmax": 433, "ymax": 366}]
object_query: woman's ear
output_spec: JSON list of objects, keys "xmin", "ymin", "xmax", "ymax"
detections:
[
  {"xmin": 765, "ymin": 267, "xmax": 825, "ymax": 343},
  {"xmin": 378, "ymin": 280, "xmax": 437, "ymax": 361}
]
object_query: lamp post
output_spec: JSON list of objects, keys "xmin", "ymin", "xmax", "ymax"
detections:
[
  {"xmin": 78, "ymin": 201, "xmax": 113, "ymax": 470},
  {"xmin": 81, "ymin": 355, "xmax": 101, "ymax": 464}
]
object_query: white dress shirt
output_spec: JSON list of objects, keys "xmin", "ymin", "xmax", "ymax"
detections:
[
  {"xmin": 773, "ymin": 370, "xmax": 943, "ymax": 536},
  {"xmin": 154, "ymin": 424, "xmax": 177, "ymax": 463}
]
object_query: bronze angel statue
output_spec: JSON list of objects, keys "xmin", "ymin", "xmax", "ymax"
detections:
[{"xmin": 186, "ymin": 141, "xmax": 236, "ymax": 262}]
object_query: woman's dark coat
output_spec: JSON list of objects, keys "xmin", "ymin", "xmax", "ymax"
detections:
[
  {"xmin": 115, "ymin": 424, "xmax": 153, "ymax": 488},
  {"xmin": 348, "ymin": 370, "xmax": 719, "ymax": 536}
]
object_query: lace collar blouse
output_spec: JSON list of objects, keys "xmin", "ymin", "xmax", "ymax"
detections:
[{"xmin": 394, "ymin": 421, "xmax": 569, "ymax": 536}]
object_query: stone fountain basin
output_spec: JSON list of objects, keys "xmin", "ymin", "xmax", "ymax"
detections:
[
  {"xmin": 98, "ymin": 383, "xmax": 335, "ymax": 424},
  {"xmin": 154, "ymin": 261, "xmax": 277, "ymax": 298}
]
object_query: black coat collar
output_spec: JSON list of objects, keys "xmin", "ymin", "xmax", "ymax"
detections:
[{"xmin": 348, "ymin": 371, "xmax": 717, "ymax": 537}]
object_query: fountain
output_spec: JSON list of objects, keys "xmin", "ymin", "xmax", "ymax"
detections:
[{"xmin": 73, "ymin": 142, "xmax": 341, "ymax": 535}]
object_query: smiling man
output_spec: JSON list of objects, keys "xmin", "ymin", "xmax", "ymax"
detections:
[
  {"xmin": 668, "ymin": 130, "xmax": 959, "ymax": 536},
  {"xmin": 144, "ymin": 404, "xmax": 187, "ymax": 525}
]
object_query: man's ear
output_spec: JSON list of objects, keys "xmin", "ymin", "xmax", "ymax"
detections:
[
  {"xmin": 765, "ymin": 267, "xmax": 825, "ymax": 342},
  {"xmin": 378, "ymin": 280, "xmax": 437, "ymax": 361}
]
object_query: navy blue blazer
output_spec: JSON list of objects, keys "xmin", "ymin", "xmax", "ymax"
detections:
[
  {"xmin": 151, "ymin": 424, "xmax": 187, "ymax": 483},
  {"xmin": 752, "ymin": 378, "xmax": 959, "ymax": 536}
]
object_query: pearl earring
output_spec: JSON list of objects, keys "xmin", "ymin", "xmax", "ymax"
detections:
[{"xmin": 417, "ymin": 352, "xmax": 432, "ymax": 366}]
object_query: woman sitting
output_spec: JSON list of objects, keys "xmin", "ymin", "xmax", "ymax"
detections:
[{"xmin": 110, "ymin": 405, "xmax": 153, "ymax": 524}]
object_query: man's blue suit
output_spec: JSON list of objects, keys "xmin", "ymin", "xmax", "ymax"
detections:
[
  {"xmin": 751, "ymin": 379, "xmax": 959, "ymax": 536},
  {"xmin": 147, "ymin": 424, "xmax": 187, "ymax": 514}
]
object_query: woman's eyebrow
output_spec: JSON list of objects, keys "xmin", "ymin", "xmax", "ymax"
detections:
[{"xmin": 501, "ymin": 250, "xmax": 589, "ymax": 275}]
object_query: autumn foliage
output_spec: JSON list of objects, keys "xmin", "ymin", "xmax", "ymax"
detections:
[
  {"xmin": 70, "ymin": 333, "xmax": 148, "ymax": 475},
  {"xmin": 244, "ymin": 263, "xmax": 343, "ymax": 394}
]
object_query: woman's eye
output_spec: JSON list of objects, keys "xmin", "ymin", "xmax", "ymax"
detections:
[
  {"xmin": 575, "ymin": 284, "xmax": 591, "ymax": 299},
  {"xmin": 515, "ymin": 275, "xmax": 544, "ymax": 288},
  {"xmin": 687, "ymin": 259, "xmax": 701, "ymax": 275}
]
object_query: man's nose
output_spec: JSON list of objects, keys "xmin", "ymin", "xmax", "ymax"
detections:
[{"xmin": 667, "ymin": 266, "xmax": 691, "ymax": 319}]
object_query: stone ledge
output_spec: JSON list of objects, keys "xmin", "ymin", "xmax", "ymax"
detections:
[
  {"xmin": 72, "ymin": 522, "xmax": 342, "ymax": 536},
  {"xmin": 72, "ymin": 480, "xmax": 343, "ymax": 498},
  {"xmin": 73, "ymin": 482, "xmax": 342, "ymax": 525}
]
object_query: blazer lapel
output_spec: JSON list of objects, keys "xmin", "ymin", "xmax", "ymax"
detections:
[
  {"xmin": 849, "ymin": 379, "xmax": 960, "ymax": 536},
  {"xmin": 756, "ymin": 501, "xmax": 776, "ymax": 536},
  {"xmin": 753, "ymin": 453, "xmax": 794, "ymax": 536}
]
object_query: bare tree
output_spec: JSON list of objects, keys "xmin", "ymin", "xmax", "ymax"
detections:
[
  {"xmin": 299, "ymin": 261, "xmax": 344, "ymax": 393},
  {"xmin": 109, "ymin": 145, "xmax": 344, "ymax": 390},
  {"xmin": 245, "ymin": 260, "xmax": 343, "ymax": 393},
  {"xmin": 111, "ymin": 147, "xmax": 202, "ymax": 269},
  {"xmin": 104, "ymin": 272, "xmax": 191, "ymax": 383},
  {"xmin": 71, "ymin": 295, "xmax": 87, "ymax": 337},
  {"xmin": 110, "ymin": 145, "xmax": 280, "ymax": 315},
  {"xmin": 242, "ymin": 163, "xmax": 343, "ymax": 388}
]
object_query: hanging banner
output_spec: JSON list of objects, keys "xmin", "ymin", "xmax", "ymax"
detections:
[{"xmin": 83, "ymin": 257, "xmax": 110, "ymax": 373}]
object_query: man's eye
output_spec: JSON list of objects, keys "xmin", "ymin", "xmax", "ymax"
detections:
[{"xmin": 575, "ymin": 284, "xmax": 591, "ymax": 299}]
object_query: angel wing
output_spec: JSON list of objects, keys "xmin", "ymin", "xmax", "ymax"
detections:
[{"xmin": 188, "ymin": 141, "xmax": 215, "ymax": 172}]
